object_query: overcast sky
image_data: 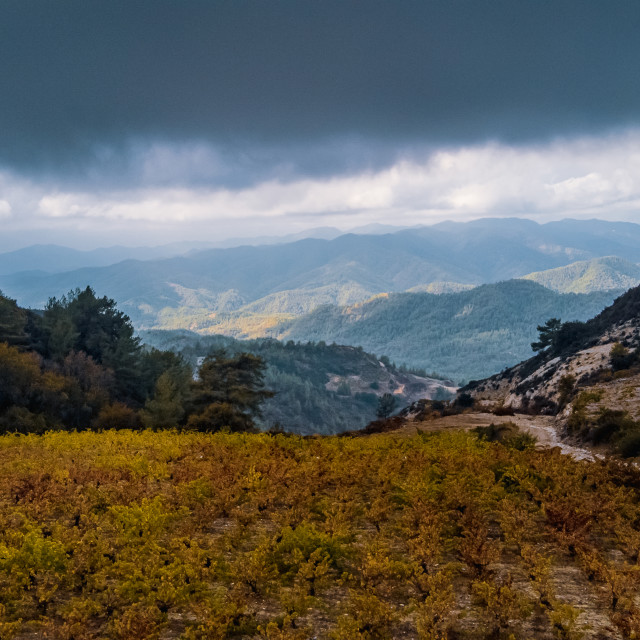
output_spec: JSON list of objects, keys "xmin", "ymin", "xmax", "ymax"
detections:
[{"xmin": 2, "ymin": 0, "xmax": 640, "ymax": 250}]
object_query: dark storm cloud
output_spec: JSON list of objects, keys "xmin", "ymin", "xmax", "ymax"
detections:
[{"xmin": 1, "ymin": 0, "xmax": 640, "ymax": 183}]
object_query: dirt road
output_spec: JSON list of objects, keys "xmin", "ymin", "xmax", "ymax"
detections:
[{"xmin": 394, "ymin": 411, "xmax": 597, "ymax": 460}]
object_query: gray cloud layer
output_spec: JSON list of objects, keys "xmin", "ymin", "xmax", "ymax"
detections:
[
  {"xmin": 2, "ymin": 1, "xmax": 640, "ymax": 250},
  {"xmin": 2, "ymin": 1, "xmax": 640, "ymax": 184}
]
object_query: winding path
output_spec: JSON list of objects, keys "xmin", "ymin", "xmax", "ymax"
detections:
[{"xmin": 395, "ymin": 411, "xmax": 597, "ymax": 460}]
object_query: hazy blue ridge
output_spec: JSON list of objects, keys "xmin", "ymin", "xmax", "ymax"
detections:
[{"xmin": 272, "ymin": 280, "xmax": 620, "ymax": 381}]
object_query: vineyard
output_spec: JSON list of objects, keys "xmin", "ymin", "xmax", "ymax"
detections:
[{"xmin": 1, "ymin": 429, "xmax": 640, "ymax": 639}]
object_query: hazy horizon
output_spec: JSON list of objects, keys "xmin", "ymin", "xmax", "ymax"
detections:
[
  {"xmin": 4, "ymin": 214, "xmax": 640, "ymax": 254},
  {"xmin": 1, "ymin": 2, "xmax": 640, "ymax": 252}
]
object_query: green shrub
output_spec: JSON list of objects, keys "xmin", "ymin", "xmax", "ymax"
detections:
[
  {"xmin": 93, "ymin": 402, "xmax": 142, "ymax": 430},
  {"xmin": 610, "ymin": 342, "xmax": 636, "ymax": 372},
  {"xmin": 617, "ymin": 430, "xmax": 640, "ymax": 458},
  {"xmin": 558, "ymin": 374, "xmax": 576, "ymax": 408},
  {"xmin": 591, "ymin": 409, "xmax": 636, "ymax": 444}
]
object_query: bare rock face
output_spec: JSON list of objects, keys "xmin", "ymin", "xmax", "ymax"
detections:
[{"xmin": 466, "ymin": 313, "xmax": 640, "ymax": 428}]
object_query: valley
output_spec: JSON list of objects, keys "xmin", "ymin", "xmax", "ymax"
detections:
[
  {"xmin": 3, "ymin": 219, "xmax": 639, "ymax": 385},
  {"xmin": 141, "ymin": 330, "xmax": 455, "ymax": 434}
]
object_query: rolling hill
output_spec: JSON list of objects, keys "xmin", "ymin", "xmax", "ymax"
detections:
[
  {"xmin": 522, "ymin": 256, "xmax": 640, "ymax": 293},
  {"xmin": 141, "ymin": 330, "xmax": 455, "ymax": 434},
  {"xmin": 271, "ymin": 281, "xmax": 619, "ymax": 381}
]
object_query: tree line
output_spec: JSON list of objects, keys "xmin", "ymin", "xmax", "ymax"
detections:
[{"xmin": 0, "ymin": 287, "xmax": 271, "ymax": 434}]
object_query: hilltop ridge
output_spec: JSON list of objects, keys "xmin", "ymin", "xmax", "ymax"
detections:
[{"xmin": 522, "ymin": 256, "xmax": 640, "ymax": 293}]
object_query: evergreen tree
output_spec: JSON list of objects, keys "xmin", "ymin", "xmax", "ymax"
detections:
[
  {"xmin": 0, "ymin": 292, "xmax": 28, "ymax": 347},
  {"xmin": 43, "ymin": 287, "xmax": 142, "ymax": 400},
  {"xmin": 531, "ymin": 318, "xmax": 562, "ymax": 353},
  {"xmin": 143, "ymin": 369, "xmax": 191, "ymax": 429},
  {"xmin": 188, "ymin": 350, "xmax": 273, "ymax": 432},
  {"xmin": 376, "ymin": 393, "xmax": 397, "ymax": 419},
  {"xmin": 43, "ymin": 287, "xmax": 140, "ymax": 366}
]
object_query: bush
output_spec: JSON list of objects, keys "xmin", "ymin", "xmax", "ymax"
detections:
[
  {"xmin": 473, "ymin": 423, "xmax": 537, "ymax": 450},
  {"xmin": 0, "ymin": 406, "xmax": 48, "ymax": 435},
  {"xmin": 455, "ymin": 392, "xmax": 474, "ymax": 408},
  {"xmin": 591, "ymin": 409, "xmax": 636, "ymax": 445},
  {"xmin": 507, "ymin": 432, "xmax": 538, "ymax": 451},
  {"xmin": 610, "ymin": 342, "xmax": 636, "ymax": 372},
  {"xmin": 93, "ymin": 402, "xmax": 142, "ymax": 430},
  {"xmin": 617, "ymin": 431, "xmax": 640, "ymax": 458},
  {"xmin": 186, "ymin": 402, "xmax": 255, "ymax": 432},
  {"xmin": 557, "ymin": 374, "xmax": 576, "ymax": 408},
  {"xmin": 474, "ymin": 423, "xmax": 512, "ymax": 443},
  {"xmin": 566, "ymin": 390, "xmax": 603, "ymax": 435},
  {"xmin": 493, "ymin": 405, "xmax": 515, "ymax": 416}
]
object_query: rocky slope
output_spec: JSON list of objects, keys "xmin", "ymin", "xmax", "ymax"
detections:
[{"xmin": 464, "ymin": 285, "xmax": 640, "ymax": 453}]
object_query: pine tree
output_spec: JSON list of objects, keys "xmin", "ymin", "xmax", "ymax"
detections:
[
  {"xmin": 0, "ymin": 292, "xmax": 28, "ymax": 347},
  {"xmin": 188, "ymin": 350, "xmax": 273, "ymax": 432},
  {"xmin": 531, "ymin": 318, "xmax": 562, "ymax": 353},
  {"xmin": 143, "ymin": 370, "xmax": 189, "ymax": 428},
  {"xmin": 376, "ymin": 393, "xmax": 397, "ymax": 419}
]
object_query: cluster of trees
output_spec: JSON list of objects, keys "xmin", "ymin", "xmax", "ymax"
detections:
[
  {"xmin": 0, "ymin": 288, "xmax": 271, "ymax": 434},
  {"xmin": 142, "ymin": 331, "xmax": 433, "ymax": 434},
  {"xmin": 2, "ymin": 287, "xmax": 437, "ymax": 436},
  {"xmin": 531, "ymin": 284, "xmax": 640, "ymax": 359},
  {"xmin": 530, "ymin": 316, "xmax": 597, "ymax": 356}
]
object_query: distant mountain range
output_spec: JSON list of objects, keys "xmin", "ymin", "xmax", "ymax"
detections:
[
  {"xmin": 0, "ymin": 224, "xmax": 409, "ymax": 276},
  {"xmin": 0, "ymin": 242, "xmax": 211, "ymax": 276},
  {"xmin": 2, "ymin": 218, "xmax": 639, "ymax": 317},
  {"xmin": 1, "ymin": 218, "xmax": 639, "ymax": 381}
]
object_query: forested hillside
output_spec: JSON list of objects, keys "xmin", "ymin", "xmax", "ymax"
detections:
[
  {"xmin": 522, "ymin": 256, "xmax": 640, "ymax": 293},
  {"xmin": 0, "ymin": 288, "xmax": 273, "ymax": 436},
  {"xmin": 142, "ymin": 330, "xmax": 454, "ymax": 434},
  {"xmin": 0, "ymin": 288, "xmax": 451, "ymax": 436},
  {"xmin": 274, "ymin": 281, "xmax": 619, "ymax": 381}
]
